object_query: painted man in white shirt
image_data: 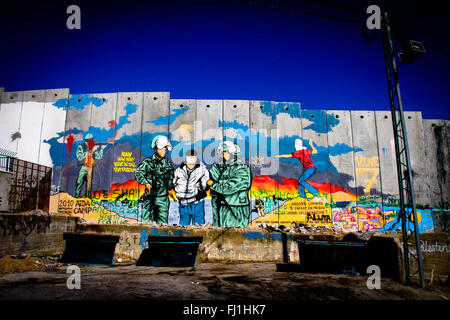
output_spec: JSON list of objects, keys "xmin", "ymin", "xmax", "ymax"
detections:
[{"xmin": 173, "ymin": 149, "xmax": 210, "ymax": 225}]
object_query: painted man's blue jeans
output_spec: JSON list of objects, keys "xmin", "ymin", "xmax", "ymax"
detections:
[
  {"xmin": 179, "ymin": 201, "xmax": 205, "ymax": 225},
  {"xmin": 298, "ymin": 167, "xmax": 319, "ymax": 198}
]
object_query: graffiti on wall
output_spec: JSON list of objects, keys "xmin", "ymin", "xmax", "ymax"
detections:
[
  {"xmin": 0, "ymin": 213, "xmax": 52, "ymax": 236},
  {"xmin": 4, "ymin": 93, "xmax": 432, "ymax": 232}
]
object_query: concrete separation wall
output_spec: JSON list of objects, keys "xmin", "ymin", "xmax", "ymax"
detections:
[{"xmin": 0, "ymin": 88, "xmax": 449, "ymax": 233}]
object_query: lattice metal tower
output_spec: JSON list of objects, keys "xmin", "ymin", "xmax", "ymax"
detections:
[{"xmin": 381, "ymin": 12, "xmax": 425, "ymax": 288}]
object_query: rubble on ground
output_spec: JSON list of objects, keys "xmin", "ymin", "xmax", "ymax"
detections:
[{"xmin": 0, "ymin": 255, "xmax": 62, "ymax": 274}]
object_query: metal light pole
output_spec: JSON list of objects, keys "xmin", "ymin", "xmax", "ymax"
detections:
[{"xmin": 381, "ymin": 11, "xmax": 425, "ymax": 288}]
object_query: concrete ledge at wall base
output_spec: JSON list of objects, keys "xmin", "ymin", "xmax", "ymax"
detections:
[{"xmin": 0, "ymin": 212, "xmax": 79, "ymax": 256}]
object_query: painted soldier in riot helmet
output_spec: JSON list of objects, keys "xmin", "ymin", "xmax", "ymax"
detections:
[{"xmin": 135, "ymin": 135, "xmax": 174, "ymax": 223}]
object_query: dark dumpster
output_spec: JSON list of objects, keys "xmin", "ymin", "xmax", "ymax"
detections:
[
  {"xmin": 296, "ymin": 239, "xmax": 369, "ymax": 274},
  {"xmin": 61, "ymin": 232, "xmax": 120, "ymax": 265},
  {"xmin": 137, "ymin": 235, "xmax": 203, "ymax": 267}
]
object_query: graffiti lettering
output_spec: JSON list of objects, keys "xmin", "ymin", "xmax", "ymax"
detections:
[
  {"xmin": 355, "ymin": 157, "xmax": 379, "ymax": 194},
  {"xmin": 306, "ymin": 213, "xmax": 332, "ymax": 223},
  {"xmin": 114, "ymin": 151, "xmax": 136, "ymax": 173},
  {"xmin": 139, "ymin": 228, "xmax": 191, "ymax": 249},
  {"xmin": 420, "ymin": 240, "xmax": 448, "ymax": 253},
  {"xmin": 241, "ymin": 232, "xmax": 291, "ymax": 242},
  {"xmin": 356, "ymin": 168, "xmax": 379, "ymax": 194},
  {"xmin": 0, "ymin": 213, "xmax": 52, "ymax": 236}
]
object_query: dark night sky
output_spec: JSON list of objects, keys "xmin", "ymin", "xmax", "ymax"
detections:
[{"xmin": 0, "ymin": 0, "xmax": 449, "ymax": 119}]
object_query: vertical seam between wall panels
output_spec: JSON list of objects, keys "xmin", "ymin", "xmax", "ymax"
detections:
[
  {"xmin": 194, "ymin": 99, "xmax": 198, "ymax": 153},
  {"xmin": 138, "ymin": 92, "xmax": 144, "ymax": 162},
  {"xmin": 274, "ymin": 101, "xmax": 280, "ymax": 225},
  {"xmin": 374, "ymin": 110, "xmax": 385, "ymax": 227},
  {"xmin": 168, "ymin": 98, "xmax": 172, "ymax": 141},
  {"xmin": 111, "ymin": 92, "xmax": 119, "ymax": 186},
  {"xmin": 299, "ymin": 102, "xmax": 303, "ymax": 139},
  {"xmin": 16, "ymin": 92, "xmax": 24, "ymax": 153},
  {"xmin": 416, "ymin": 112, "xmax": 428, "ymax": 205},
  {"xmin": 138, "ymin": 92, "xmax": 145, "ymax": 162},
  {"xmin": 57, "ymin": 91, "xmax": 70, "ymax": 206},
  {"xmin": 88, "ymin": 93, "xmax": 94, "ymax": 129},
  {"xmin": 296, "ymin": 102, "xmax": 303, "ymax": 227},
  {"xmin": 248, "ymin": 100, "xmax": 252, "ymax": 225},
  {"xmin": 166, "ymin": 93, "xmax": 170, "ymax": 137},
  {"xmin": 349, "ymin": 111, "xmax": 359, "ymax": 231},
  {"xmin": 221, "ymin": 100, "xmax": 224, "ymax": 144},
  {"xmin": 137, "ymin": 92, "xmax": 144, "ymax": 223},
  {"xmin": 110, "ymin": 92, "xmax": 119, "ymax": 198},
  {"xmin": 325, "ymin": 110, "xmax": 332, "ymax": 206},
  {"xmin": 35, "ymin": 91, "xmax": 47, "ymax": 210},
  {"xmin": 37, "ymin": 91, "xmax": 47, "ymax": 166}
]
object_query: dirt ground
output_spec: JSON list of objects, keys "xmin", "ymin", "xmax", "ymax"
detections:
[{"xmin": 0, "ymin": 255, "xmax": 448, "ymax": 300}]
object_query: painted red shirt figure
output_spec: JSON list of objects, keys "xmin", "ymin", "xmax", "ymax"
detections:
[
  {"xmin": 291, "ymin": 149, "xmax": 316, "ymax": 169},
  {"xmin": 275, "ymin": 138, "xmax": 319, "ymax": 199}
]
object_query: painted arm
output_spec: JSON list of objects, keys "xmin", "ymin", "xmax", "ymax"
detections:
[
  {"xmin": 274, "ymin": 154, "xmax": 292, "ymax": 158},
  {"xmin": 93, "ymin": 147, "xmax": 104, "ymax": 159},
  {"xmin": 309, "ymin": 139, "xmax": 317, "ymax": 154},
  {"xmin": 76, "ymin": 144, "xmax": 87, "ymax": 161},
  {"xmin": 135, "ymin": 160, "xmax": 153, "ymax": 187},
  {"xmin": 210, "ymin": 166, "xmax": 251, "ymax": 195},
  {"xmin": 200, "ymin": 166, "xmax": 210, "ymax": 190},
  {"xmin": 208, "ymin": 164, "xmax": 221, "ymax": 182},
  {"xmin": 172, "ymin": 168, "xmax": 179, "ymax": 187}
]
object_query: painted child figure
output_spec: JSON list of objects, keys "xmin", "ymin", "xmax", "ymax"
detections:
[{"xmin": 275, "ymin": 138, "xmax": 319, "ymax": 199}]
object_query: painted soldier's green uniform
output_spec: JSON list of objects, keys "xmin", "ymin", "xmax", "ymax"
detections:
[
  {"xmin": 75, "ymin": 134, "xmax": 104, "ymax": 198},
  {"xmin": 209, "ymin": 159, "xmax": 252, "ymax": 227},
  {"xmin": 135, "ymin": 154, "xmax": 174, "ymax": 223}
]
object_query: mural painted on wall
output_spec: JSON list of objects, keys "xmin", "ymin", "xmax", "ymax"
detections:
[{"xmin": 42, "ymin": 93, "xmax": 444, "ymax": 232}]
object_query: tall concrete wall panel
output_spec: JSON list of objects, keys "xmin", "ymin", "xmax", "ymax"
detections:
[
  {"xmin": 273, "ymin": 102, "xmax": 302, "ymax": 226},
  {"xmin": 440, "ymin": 121, "xmax": 450, "ymax": 204},
  {"xmin": 140, "ymin": 92, "xmax": 170, "ymax": 162},
  {"xmin": 423, "ymin": 119, "xmax": 445, "ymax": 207},
  {"xmin": 301, "ymin": 109, "xmax": 331, "ymax": 198},
  {"xmin": 39, "ymin": 89, "xmax": 69, "ymax": 170},
  {"xmin": 327, "ymin": 110, "xmax": 358, "ymax": 231},
  {"xmin": 223, "ymin": 100, "xmax": 250, "ymax": 164},
  {"xmin": 326, "ymin": 110, "xmax": 356, "ymax": 199},
  {"xmin": 60, "ymin": 94, "xmax": 93, "ymax": 195},
  {"xmin": 351, "ymin": 111, "xmax": 382, "ymax": 201},
  {"xmin": 375, "ymin": 111, "xmax": 399, "ymax": 203},
  {"xmin": 110, "ymin": 92, "xmax": 143, "ymax": 186},
  {"xmin": 89, "ymin": 93, "xmax": 117, "ymax": 193},
  {"xmin": 169, "ymin": 99, "xmax": 197, "ymax": 166},
  {"xmin": 0, "ymin": 91, "xmax": 24, "ymax": 154},
  {"xmin": 16, "ymin": 90, "xmax": 46, "ymax": 164},
  {"xmin": 351, "ymin": 111, "xmax": 383, "ymax": 231},
  {"xmin": 404, "ymin": 111, "xmax": 430, "ymax": 206},
  {"xmin": 195, "ymin": 99, "xmax": 223, "ymax": 166},
  {"xmin": 249, "ymin": 100, "xmax": 278, "ymax": 225}
]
